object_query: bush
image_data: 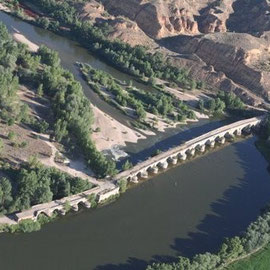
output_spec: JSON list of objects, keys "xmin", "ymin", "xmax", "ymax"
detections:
[
  {"xmin": 118, "ymin": 178, "xmax": 127, "ymax": 193},
  {"xmin": 122, "ymin": 160, "xmax": 133, "ymax": 171},
  {"xmin": 7, "ymin": 131, "xmax": 16, "ymax": 141},
  {"xmin": 8, "ymin": 219, "xmax": 41, "ymax": 233}
]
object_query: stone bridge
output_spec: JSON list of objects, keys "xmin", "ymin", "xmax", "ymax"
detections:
[
  {"xmin": 115, "ymin": 116, "xmax": 264, "ymax": 183},
  {"xmin": 15, "ymin": 185, "xmax": 120, "ymax": 222},
  {"xmin": 1, "ymin": 116, "xmax": 264, "ymax": 225}
]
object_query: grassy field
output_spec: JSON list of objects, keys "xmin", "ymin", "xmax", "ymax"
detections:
[{"xmin": 227, "ymin": 244, "xmax": 270, "ymax": 270}]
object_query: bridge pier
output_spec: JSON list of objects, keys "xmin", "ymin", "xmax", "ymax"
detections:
[
  {"xmin": 150, "ymin": 166, "xmax": 159, "ymax": 174},
  {"xmin": 225, "ymin": 133, "xmax": 234, "ymax": 140},
  {"xmin": 130, "ymin": 176, "xmax": 139, "ymax": 183},
  {"xmin": 169, "ymin": 156, "xmax": 178, "ymax": 165},
  {"xmin": 235, "ymin": 129, "xmax": 242, "ymax": 136},
  {"xmin": 243, "ymin": 127, "xmax": 251, "ymax": 134},
  {"xmin": 72, "ymin": 204, "xmax": 79, "ymax": 212},
  {"xmin": 207, "ymin": 140, "xmax": 215, "ymax": 148},
  {"xmin": 59, "ymin": 209, "xmax": 66, "ymax": 216},
  {"xmin": 179, "ymin": 153, "xmax": 187, "ymax": 161},
  {"xmin": 198, "ymin": 145, "xmax": 206, "ymax": 153},
  {"xmin": 217, "ymin": 137, "xmax": 226, "ymax": 144},
  {"xmin": 140, "ymin": 171, "xmax": 149, "ymax": 179},
  {"xmin": 187, "ymin": 148, "xmax": 195, "ymax": 156},
  {"xmin": 159, "ymin": 161, "xmax": 168, "ymax": 169},
  {"xmin": 82, "ymin": 201, "xmax": 91, "ymax": 209}
]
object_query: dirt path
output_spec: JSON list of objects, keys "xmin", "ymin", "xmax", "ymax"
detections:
[{"xmin": 33, "ymin": 133, "xmax": 111, "ymax": 188}]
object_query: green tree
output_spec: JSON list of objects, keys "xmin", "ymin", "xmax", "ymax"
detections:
[
  {"xmin": 148, "ymin": 76, "xmax": 157, "ymax": 86},
  {"xmin": 54, "ymin": 119, "xmax": 68, "ymax": 142},
  {"xmin": 190, "ymin": 79, "xmax": 197, "ymax": 90},
  {"xmin": 37, "ymin": 84, "xmax": 44, "ymax": 97},
  {"xmin": 38, "ymin": 45, "xmax": 60, "ymax": 67},
  {"xmin": 136, "ymin": 106, "xmax": 146, "ymax": 120},
  {"xmin": 8, "ymin": 131, "xmax": 16, "ymax": 141},
  {"xmin": 122, "ymin": 160, "xmax": 133, "ymax": 171},
  {"xmin": 219, "ymin": 237, "xmax": 244, "ymax": 263},
  {"xmin": 28, "ymin": 155, "xmax": 41, "ymax": 169},
  {"xmin": 118, "ymin": 178, "xmax": 127, "ymax": 193},
  {"xmin": 0, "ymin": 177, "xmax": 12, "ymax": 214},
  {"xmin": 37, "ymin": 17, "xmax": 50, "ymax": 29},
  {"xmin": 63, "ymin": 201, "xmax": 71, "ymax": 212},
  {"xmin": 198, "ymin": 100, "xmax": 204, "ymax": 111}
]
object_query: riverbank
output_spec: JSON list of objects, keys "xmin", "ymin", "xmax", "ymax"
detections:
[
  {"xmin": 13, "ymin": 32, "xmax": 38, "ymax": 52},
  {"xmin": 12, "ymin": 31, "xmax": 201, "ymax": 161},
  {"xmin": 0, "ymin": 3, "xmax": 10, "ymax": 12},
  {"xmin": 91, "ymin": 105, "xmax": 152, "ymax": 157},
  {"xmin": 147, "ymin": 203, "xmax": 270, "ymax": 270},
  {"xmin": 256, "ymin": 139, "xmax": 270, "ymax": 163}
]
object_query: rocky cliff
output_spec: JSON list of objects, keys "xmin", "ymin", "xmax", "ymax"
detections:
[
  {"xmin": 227, "ymin": 0, "xmax": 270, "ymax": 34},
  {"xmin": 74, "ymin": 0, "xmax": 270, "ymax": 106},
  {"xmin": 162, "ymin": 32, "xmax": 270, "ymax": 103}
]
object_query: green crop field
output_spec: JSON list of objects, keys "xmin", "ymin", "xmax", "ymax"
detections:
[{"xmin": 228, "ymin": 244, "xmax": 270, "ymax": 270}]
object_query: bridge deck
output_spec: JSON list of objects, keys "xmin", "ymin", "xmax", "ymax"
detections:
[{"xmin": 115, "ymin": 116, "xmax": 263, "ymax": 180}]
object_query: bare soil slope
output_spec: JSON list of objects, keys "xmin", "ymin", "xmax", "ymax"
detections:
[{"xmin": 74, "ymin": 0, "xmax": 270, "ymax": 106}]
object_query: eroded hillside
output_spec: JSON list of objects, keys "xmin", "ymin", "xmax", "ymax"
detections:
[{"xmin": 74, "ymin": 0, "xmax": 270, "ymax": 106}]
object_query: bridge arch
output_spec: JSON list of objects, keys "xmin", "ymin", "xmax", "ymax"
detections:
[
  {"xmin": 51, "ymin": 208, "xmax": 63, "ymax": 216},
  {"xmin": 77, "ymin": 200, "xmax": 88, "ymax": 209},
  {"xmin": 35, "ymin": 211, "xmax": 49, "ymax": 220}
]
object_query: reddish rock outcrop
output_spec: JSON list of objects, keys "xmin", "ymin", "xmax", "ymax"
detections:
[
  {"xmin": 103, "ymin": 0, "xmax": 200, "ymax": 38},
  {"xmin": 75, "ymin": 0, "xmax": 270, "ymax": 105},
  {"xmin": 106, "ymin": 18, "xmax": 156, "ymax": 47},
  {"xmin": 198, "ymin": 0, "xmax": 234, "ymax": 34}
]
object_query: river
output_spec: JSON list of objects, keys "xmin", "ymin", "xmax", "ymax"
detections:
[
  {"xmin": 0, "ymin": 11, "xmax": 270, "ymax": 270},
  {"xmin": 0, "ymin": 137, "xmax": 269, "ymax": 270}
]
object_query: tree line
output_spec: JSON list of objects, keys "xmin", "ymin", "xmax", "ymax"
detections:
[
  {"xmin": 198, "ymin": 92, "xmax": 244, "ymax": 115},
  {"xmin": 80, "ymin": 63, "xmax": 196, "ymax": 124},
  {"xmin": 36, "ymin": 46, "xmax": 117, "ymax": 177},
  {"xmin": 0, "ymin": 161, "xmax": 92, "ymax": 215},
  {"xmin": 146, "ymin": 206, "xmax": 270, "ymax": 270}
]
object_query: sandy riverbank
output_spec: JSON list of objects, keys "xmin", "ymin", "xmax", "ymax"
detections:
[
  {"xmin": 91, "ymin": 106, "xmax": 150, "ymax": 153},
  {"xmin": 0, "ymin": 3, "xmax": 10, "ymax": 12},
  {"xmin": 91, "ymin": 104, "xmax": 209, "ymax": 160},
  {"xmin": 0, "ymin": 4, "xmax": 39, "ymax": 52},
  {"xmin": 13, "ymin": 32, "xmax": 39, "ymax": 52}
]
